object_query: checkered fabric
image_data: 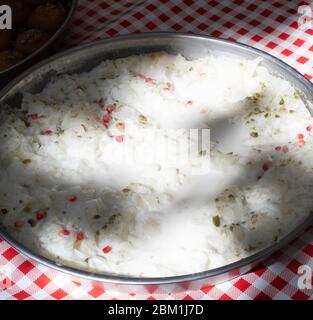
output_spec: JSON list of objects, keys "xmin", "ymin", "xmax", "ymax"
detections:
[{"xmin": 1, "ymin": 0, "xmax": 313, "ymax": 300}]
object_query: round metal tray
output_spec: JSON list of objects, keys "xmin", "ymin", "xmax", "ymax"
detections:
[{"xmin": 0, "ymin": 33, "xmax": 312, "ymax": 290}]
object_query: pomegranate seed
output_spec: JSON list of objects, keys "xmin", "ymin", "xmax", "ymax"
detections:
[
  {"xmin": 106, "ymin": 106, "xmax": 114, "ymax": 113},
  {"xmin": 139, "ymin": 75, "xmax": 155, "ymax": 84},
  {"xmin": 102, "ymin": 115, "xmax": 110, "ymax": 125},
  {"xmin": 306, "ymin": 124, "xmax": 313, "ymax": 132},
  {"xmin": 262, "ymin": 161, "xmax": 272, "ymax": 172},
  {"xmin": 116, "ymin": 122, "xmax": 125, "ymax": 130},
  {"xmin": 102, "ymin": 245, "xmax": 112, "ymax": 254},
  {"xmin": 59, "ymin": 229, "xmax": 70, "ymax": 236},
  {"xmin": 282, "ymin": 145, "xmax": 289, "ymax": 153},
  {"xmin": 40, "ymin": 130, "xmax": 52, "ymax": 135},
  {"xmin": 14, "ymin": 221, "xmax": 23, "ymax": 228},
  {"xmin": 187, "ymin": 100, "xmax": 193, "ymax": 105},
  {"xmin": 299, "ymin": 140, "xmax": 306, "ymax": 146},
  {"xmin": 36, "ymin": 210, "xmax": 46, "ymax": 220},
  {"xmin": 29, "ymin": 113, "xmax": 38, "ymax": 120},
  {"xmin": 76, "ymin": 232, "xmax": 84, "ymax": 241},
  {"xmin": 296, "ymin": 133, "xmax": 304, "ymax": 140},
  {"xmin": 115, "ymin": 135, "xmax": 124, "ymax": 143},
  {"xmin": 67, "ymin": 195, "xmax": 77, "ymax": 202},
  {"xmin": 275, "ymin": 146, "xmax": 281, "ymax": 151}
]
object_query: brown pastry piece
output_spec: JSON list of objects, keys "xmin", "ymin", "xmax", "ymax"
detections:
[
  {"xmin": 0, "ymin": 1, "xmax": 30, "ymax": 28},
  {"xmin": 0, "ymin": 50, "xmax": 24, "ymax": 71},
  {"xmin": 0, "ymin": 30, "xmax": 13, "ymax": 51},
  {"xmin": 28, "ymin": 2, "xmax": 66, "ymax": 34},
  {"xmin": 14, "ymin": 29, "xmax": 49, "ymax": 54}
]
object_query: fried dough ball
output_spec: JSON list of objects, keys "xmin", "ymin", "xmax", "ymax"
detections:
[
  {"xmin": 0, "ymin": 1, "xmax": 30, "ymax": 28},
  {"xmin": 0, "ymin": 30, "xmax": 13, "ymax": 51},
  {"xmin": 14, "ymin": 29, "xmax": 49, "ymax": 54},
  {"xmin": 0, "ymin": 50, "xmax": 24, "ymax": 71},
  {"xmin": 28, "ymin": 2, "xmax": 66, "ymax": 34}
]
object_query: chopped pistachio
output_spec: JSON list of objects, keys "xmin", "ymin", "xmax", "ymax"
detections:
[
  {"xmin": 21, "ymin": 117, "xmax": 30, "ymax": 128},
  {"xmin": 260, "ymin": 82, "xmax": 266, "ymax": 90},
  {"xmin": 22, "ymin": 159, "xmax": 32, "ymax": 164},
  {"xmin": 108, "ymin": 213, "xmax": 121, "ymax": 225},
  {"xmin": 81, "ymin": 124, "xmax": 88, "ymax": 132},
  {"xmin": 56, "ymin": 126, "xmax": 65, "ymax": 136},
  {"xmin": 250, "ymin": 132, "xmax": 258, "ymax": 138},
  {"xmin": 27, "ymin": 219, "xmax": 37, "ymax": 227},
  {"xmin": 212, "ymin": 215, "xmax": 221, "ymax": 227},
  {"xmin": 253, "ymin": 107, "xmax": 262, "ymax": 114},
  {"xmin": 23, "ymin": 206, "xmax": 31, "ymax": 213},
  {"xmin": 138, "ymin": 114, "xmax": 147, "ymax": 125},
  {"xmin": 244, "ymin": 244, "xmax": 256, "ymax": 252}
]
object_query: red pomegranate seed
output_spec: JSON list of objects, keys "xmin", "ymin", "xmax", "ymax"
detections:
[
  {"xmin": 102, "ymin": 115, "xmax": 110, "ymax": 125},
  {"xmin": 116, "ymin": 122, "xmax": 125, "ymax": 130},
  {"xmin": 67, "ymin": 195, "xmax": 77, "ymax": 202},
  {"xmin": 275, "ymin": 146, "xmax": 281, "ymax": 151},
  {"xmin": 306, "ymin": 124, "xmax": 313, "ymax": 132},
  {"xmin": 102, "ymin": 245, "xmax": 112, "ymax": 254},
  {"xmin": 282, "ymin": 145, "xmax": 289, "ymax": 153},
  {"xmin": 139, "ymin": 75, "xmax": 155, "ymax": 84},
  {"xmin": 14, "ymin": 221, "xmax": 23, "ymax": 228},
  {"xmin": 40, "ymin": 130, "xmax": 52, "ymax": 135},
  {"xmin": 187, "ymin": 100, "xmax": 193, "ymax": 105},
  {"xmin": 36, "ymin": 210, "xmax": 46, "ymax": 220},
  {"xmin": 106, "ymin": 106, "xmax": 114, "ymax": 113},
  {"xmin": 299, "ymin": 140, "xmax": 306, "ymax": 146},
  {"xmin": 29, "ymin": 113, "xmax": 38, "ymax": 120},
  {"xmin": 115, "ymin": 135, "xmax": 124, "ymax": 143},
  {"xmin": 296, "ymin": 133, "xmax": 304, "ymax": 140},
  {"xmin": 262, "ymin": 161, "xmax": 272, "ymax": 172},
  {"xmin": 76, "ymin": 232, "xmax": 84, "ymax": 241},
  {"xmin": 59, "ymin": 229, "xmax": 70, "ymax": 236}
]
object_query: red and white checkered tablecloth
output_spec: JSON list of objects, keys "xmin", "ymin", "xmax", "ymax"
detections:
[{"xmin": 1, "ymin": 0, "xmax": 313, "ymax": 300}]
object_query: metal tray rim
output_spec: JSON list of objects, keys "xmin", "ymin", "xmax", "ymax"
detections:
[{"xmin": 0, "ymin": 32, "xmax": 312, "ymax": 286}]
